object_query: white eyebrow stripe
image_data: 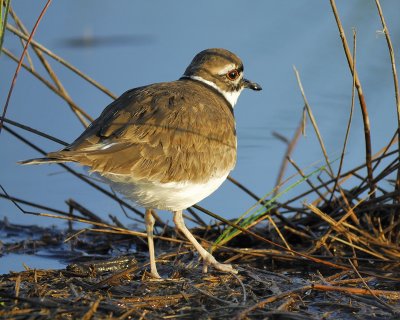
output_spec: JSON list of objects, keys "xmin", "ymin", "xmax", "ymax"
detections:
[{"xmin": 218, "ymin": 63, "xmax": 238, "ymax": 75}]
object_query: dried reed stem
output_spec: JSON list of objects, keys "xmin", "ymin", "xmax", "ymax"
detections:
[
  {"xmin": 349, "ymin": 259, "xmax": 396, "ymax": 313},
  {"xmin": 5, "ymin": 23, "xmax": 117, "ymax": 99},
  {"xmin": 273, "ymin": 116, "xmax": 303, "ymax": 196},
  {"xmin": 0, "ymin": 0, "xmax": 11, "ymax": 53},
  {"xmin": 293, "ymin": 66, "xmax": 333, "ymax": 177},
  {"xmin": 287, "ymin": 156, "xmax": 327, "ymax": 203},
  {"xmin": 0, "ymin": 0, "xmax": 53, "ymax": 135},
  {"xmin": 374, "ymin": 0, "xmax": 400, "ymax": 198},
  {"xmin": 266, "ymin": 216, "xmax": 292, "ymax": 254},
  {"xmin": 330, "ymin": 29, "xmax": 357, "ymax": 203},
  {"xmin": 2, "ymin": 48, "xmax": 93, "ymax": 122},
  {"xmin": 329, "ymin": 0, "xmax": 375, "ymax": 198},
  {"xmin": 9, "ymin": 8, "xmax": 91, "ymax": 127},
  {"xmin": 194, "ymin": 205, "xmax": 349, "ymax": 270},
  {"xmin": 293, "ymin": 66, "xmax": 357, "ymax": 222},
  {"xmin": 3, "ymin": 125, "xmax": 145, "ymax": 218}
]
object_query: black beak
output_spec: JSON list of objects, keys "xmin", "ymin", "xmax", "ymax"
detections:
[{"xmin": 243, "ymin": 78, "xmax": 262, "ymax": 91}]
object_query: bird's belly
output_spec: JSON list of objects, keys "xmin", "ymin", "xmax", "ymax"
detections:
[{"xmin": 100, "ymin": 172, "xmax": 230, "ymax": 211}]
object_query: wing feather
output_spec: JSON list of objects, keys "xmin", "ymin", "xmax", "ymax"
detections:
[{"xmin": 48, "ymin": 80, "xmax": 236, "ymax": 183}]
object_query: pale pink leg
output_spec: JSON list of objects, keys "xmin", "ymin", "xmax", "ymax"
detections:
[
  {"xmin": 145, "ymin": 209, "xmax": 161, "ymax": 278},
  {"xmin": 173, "ymin": 210, "xmax": 237, "ymax": 274}
]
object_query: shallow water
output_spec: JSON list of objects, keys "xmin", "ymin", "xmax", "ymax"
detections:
[{"xmin": 0, "ymin": 253, "xmax": 66, "ymax": 274}]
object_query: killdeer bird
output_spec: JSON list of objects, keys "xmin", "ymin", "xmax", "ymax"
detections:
[{"xmin": 22, "ymin": 48, "xmax": 262, "ymax": 278}]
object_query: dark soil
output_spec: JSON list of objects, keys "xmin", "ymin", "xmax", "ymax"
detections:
[{"xmin": 1, "ymin": 219, "xmax": 399, "ymax": 320}]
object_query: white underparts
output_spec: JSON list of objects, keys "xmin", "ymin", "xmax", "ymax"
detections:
[
  {"xmin": 187, "ymin": 75, "xmax": 243, "ymax": 108},
  {"xmin": 101, "ymin": 172, "xmax": 230, "ymax": 211}
]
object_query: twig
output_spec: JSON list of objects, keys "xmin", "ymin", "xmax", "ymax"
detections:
[
  {"xmin": 0, "ymin": 192, "xmax": 69, "ymax": 216},
  {"xmin": 227, "ymin": 175, "xmax": 263, "ymax": 203},
  {"xmin": 329, "ymin": 0, "xmax": 375, "ymax": 198},
  {"xmin": 3, "ymin": 124, "xmax": 145, "ymax": 219},
  {"xmin": 293, "ymin": 66, "xmax": 333, "ymax": 177},
  {"xmin": 330, "ymin": 29, "xmax": 357, "ymax": 203},
  {"xmin": 329, "ymin": 235, "xmax": 388, "ymax": 261},
  {"xmin": 282, "ymin": 149, "xmax": 398, "ymax": 207},
  {"xmin": 5, "ymin": 23, "xmax": 117, "ymax": 99},
  {"xmin": 231, "ymin": 272, "xmax": 247, "ymax": 304},
  {"xmin": 273, "ymin": 115, "xmax": 303, "ymax": 196},
  {"xmin": 235, "ymin": 285, "xmax": 312, "ymax": 319},
  {"xmin": 0, "ymin": 0, "xmax": 11, "ymax": 54},
  {"xmin": 2, "ymin": 48, "xmax": 93, "ymax": 122},
  {"xmin": 0, "ymin": 116, "xmax": 68, "ymax": 146},
  {"xmin": 0, "ymin": 0, "xmax": 53, "ymax": 135},
  {"xmin": 194, "ymin": 205, "xmax": 350, "ymax": 271},
  {"xmin": 374, "ymin": 0, "xmax": 400, "ymax": 198},
  {"xmin": 186, "ymin": 207, "xmax": 206, "ymax": 227},
  {"xmin": 190, "ymin": 284, "xmax": 233, "ymax": 305},
  {"xmin": 266, "ymin": 216, "xmax": 292, "ymax": 254},
  {"xmin": 312, "ymin": 283, "xmax": 400, "ymax": 300},
  {"xmin": 9, "ymin": 8, "xmax": 91, "ymax": 127},
  {"xmin": 287, "ymin": 156, "xmax": 327, "ymax": 202},
  {"xmin": 1, "ymin": 183, "xmax": 183, "ymax": 246},
  {"xmin": 293, "ymin": 66, "xmax": 357, "ymax": 221},
  {"xmin": 66, "ymin": 199, "xmax": 107, "ymax": 224},
  {"xmin": 349, "ymin": 259, "xmax": 396, "ymax": 314},
  {"xmin": 82, "ymin": 298, "xmax": 101, "ymax": 320}
]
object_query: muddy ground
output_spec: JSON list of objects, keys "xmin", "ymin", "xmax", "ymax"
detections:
[{"xmin": 1, "ymin": 219, "xmax": 399, "ymax": 320}]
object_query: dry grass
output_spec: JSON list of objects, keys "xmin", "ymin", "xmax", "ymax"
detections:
[{"xmin": 1, "ymin": 219, "xmax": 399, "ymax": 319}]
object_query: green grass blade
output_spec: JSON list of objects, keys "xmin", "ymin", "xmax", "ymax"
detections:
[{"xmin": 214, "ymin": 163, "xmax": 329, "ymax": 248}]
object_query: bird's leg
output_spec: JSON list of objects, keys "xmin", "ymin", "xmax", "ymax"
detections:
[
  {"xmin": 145, "ymin": 209, "xmax": 161, "ymax": 278},
  {"xmin": 173, "ymin": 210, "xmax": 237, "ymax": 274},
  {"xmin": 202, "ymin": 262, "xmax": 209, "ymax": 274}
]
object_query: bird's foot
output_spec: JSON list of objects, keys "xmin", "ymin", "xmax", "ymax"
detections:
[
  {"xmin": 151, "ymin": 272, "xmax": 162, "ymax": 279},
  {"xmin": 212, "ymin": 261, "xmax": 238, "ymax": 274},
  {"xmin": 147, "ymin": 269, "xmax": 162, "ymax": 279},
  {"xmin": 203, "ymin": 254, "xmax": 238, "ymax": 274}
]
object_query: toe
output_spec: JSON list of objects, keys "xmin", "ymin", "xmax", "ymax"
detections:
[
  {"xmin": 150, "ymin": 271, "xmax": 162, "ymax": 279},
  {"xmin": 214, "ymin": 262, "xmax": 238, "ymax": 274}
]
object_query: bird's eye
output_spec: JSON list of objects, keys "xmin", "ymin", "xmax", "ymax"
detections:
[{"xmin": 226, "ymin": 69, "xmax": 239, "ymax": 81}]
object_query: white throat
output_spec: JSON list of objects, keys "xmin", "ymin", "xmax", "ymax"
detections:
[{"xmin": 185, "ymin": 75, "xmax": 243, "ymax": 108}]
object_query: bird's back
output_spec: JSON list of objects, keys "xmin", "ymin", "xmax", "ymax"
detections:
[{"xmin": 49, "ymin": 78, "xmax": 237, "ymax": 184}]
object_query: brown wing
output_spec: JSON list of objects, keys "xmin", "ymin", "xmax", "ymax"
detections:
[{"xmin": 48, "ymin": 79, "xmax": 237, "ymax": 183}]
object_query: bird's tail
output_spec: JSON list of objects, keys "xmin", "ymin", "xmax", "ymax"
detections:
[{"xmin": 19, "ymin": 156, "xmax": 70, "ymax": 165}]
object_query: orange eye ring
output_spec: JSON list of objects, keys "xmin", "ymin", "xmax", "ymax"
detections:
[{"xmin": 226, "ymin": 69, "xmax": 239, "ymax": 81}]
